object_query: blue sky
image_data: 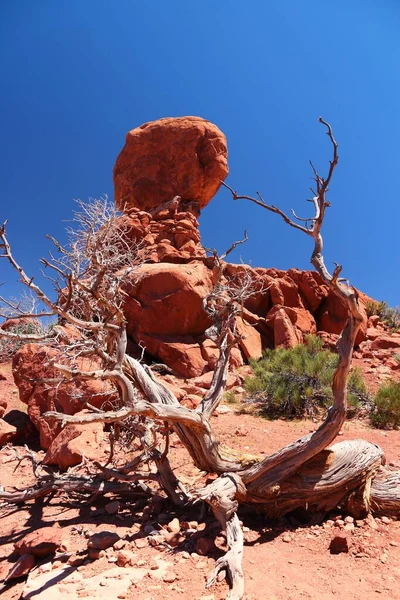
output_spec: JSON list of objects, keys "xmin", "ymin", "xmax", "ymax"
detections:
[{"xmin": 1, "ymin": 0, "xmax": 399, "ymax": 306}]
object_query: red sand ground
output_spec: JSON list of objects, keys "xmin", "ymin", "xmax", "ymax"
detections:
[{"xmin": 0, "ymin": 361, "xmax": 399, "ymax": 600}]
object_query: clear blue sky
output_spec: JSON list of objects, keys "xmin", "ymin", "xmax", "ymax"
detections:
[{"xmin": 1, "ymin": 1, "xmax": 399, "ymax": 306}]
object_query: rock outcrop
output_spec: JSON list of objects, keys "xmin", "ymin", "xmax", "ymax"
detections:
[
  {"xmin": 114, "ymin": 116, "xmax": 228, "ymax": 213},
  {"xmin": 11, "ymin": 116, "xmax": 391, "ymax": 460},
  {"xmin": 12, "ymin": 344, "xmax": 118, "ymax": 449}
]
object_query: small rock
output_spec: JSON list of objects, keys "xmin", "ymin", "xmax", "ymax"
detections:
[
  {"xmin": 167, "ymin": 518, "xmax": 181, "ymax": 533},
  {"xmin": 380, "ymin": 553, "xmax": 388, "ymax": 564},
  {"xmin": 134, "ymin": 537, "xmax": 148, "ymax": 549},
  {"xmin": 344, "ymin": 523, "xmax": 355, "ymax": 532},
  {"xmin": 87, "ymin": 531, "xmax": 120, "ymax": 550},
  {"xmin": 88, "ymin": 548, "xmax": 106, "ymax": 560},
  {"xmin": 113, "ymin": 539, "xmax": 127, "ymax": 551},
  {"xmin": 344, "ymin": 516, "xmax": 354, "ymax": 524},
  {"xmin": 163, "ymin": 571, "xmax": 176, "ymax": 583},
  {"xmin": 355, "ymin": 520, "xmax": 365, "ymax": 527},
  {"xmin": 117, "ymin": 549, "xmax": 136, "ymax": 567},
  {"xmin": 195, "ymin": 537, "xmax": 216, "ymax": 556},
  {"xmin": 381, "ymin": 516, "xmax": 391, "ymax": 525},
  {"xmin": 282, "ymin": 533, "xmax": 291, "ymax": 543},
  {"xmin": 162, "ymin": 532, "xmax": 185, "ymax": 547},
  {"xmin": 329, "ymin": 533, "xmax": 350, "ymax": 554},
  {"xmin": 67, "ymin": 554, "xmax": 85, "ymax": 566},
  {"xmin": 5, "ymin": 553, "xmax": 36, "ymax": 582},
  {"xmin": 235, "ymin": 427, "xmax": 248, "ymax": 437},
  {"xmin": 389, "ymin": 540, "xmax": 398, "ymax": 547},
  {"xmin": 334, "ymin": 520, "xmax": 345, "ymax": 528},
  {"xmin": 14, "ymin": 527, "xmax": 62, "ymax": 558},
  {"xmin": 105, "ymin": 501, "xmax": 120, "ymax": 515}
]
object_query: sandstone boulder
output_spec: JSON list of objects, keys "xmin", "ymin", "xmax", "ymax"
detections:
[
  {"xmin": 124, "ymin": 262, "xmax": 212, "ymax": 340},
  {"xmin": 371, "ymin": 334, "xmax": 400, "ymax": 350},
  {"xmin": 43, "ymin": 414, "xmax": 108, "ymax": 470},
  {"xmin": 15, "ymin": 526, "xmax": 62, "ymax": 557},
  {"xmin": 272, "ymin": 307, "xmax": 301, "ymax": 348},
  {"xmin": 12, "ymin": 344, "xmax": 118, "ymax": 449},
  {"xmin": 236, "ymin": 317, "xmax": 263, "ymax": 359},
  {"xmin": 114, "ymin": 116, "xmax": 228, "ymax": 213},
  {"xmin": 140, "ymin": 335, "xmax": 207, "ymax": 378}
]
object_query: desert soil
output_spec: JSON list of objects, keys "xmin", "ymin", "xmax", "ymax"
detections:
[{"xmin": 0, "ymin": 360, "xmax": 399, "ymax": 600}]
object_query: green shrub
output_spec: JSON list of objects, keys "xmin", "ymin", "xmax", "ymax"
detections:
[
  {"xmin": 0, "ymin": 320, "xmax": 48, "ymax": 362},
  {"xmin": 365, "ymin": 300, "xmax": 400, "ymax": 331},
  {"xmin": 245, "ymin": 335, "xmax": 369, "ymax": 419},
  {"xmin": 371, "ymin": 380, "xmax": 400, "ymax": 429},
  {"xmin": 224, "ymin": 391, "xmax": 237, "ymax": 404}
]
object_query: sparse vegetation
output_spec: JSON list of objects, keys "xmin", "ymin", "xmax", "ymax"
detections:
[
  {"xmin": 224, "ymin": 390, "xmax": 238, "ymax": 404},
  {"xmin": 371, "ymin": 379, "xmax": 400, "ymax": 429},
  {"xmin": 0, "ymin": 320, "xmax": 47, "ymax": 362},
  {"xmin": 365, "ymin": 300, "xmax": 400, "ymax": 331},
  {"xmin": 245, "ymin": 335, "xmax": 369, "ymax": 419}
]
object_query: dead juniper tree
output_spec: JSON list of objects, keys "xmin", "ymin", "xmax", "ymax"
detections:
[{"xmin": 0, "ymin": 123, "xmax": 399, "ymax": 600}]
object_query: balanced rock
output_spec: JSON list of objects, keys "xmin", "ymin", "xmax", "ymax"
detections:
[{"xmin": 114, "ymin": 116, "xmax": 228, "ymax": 213}]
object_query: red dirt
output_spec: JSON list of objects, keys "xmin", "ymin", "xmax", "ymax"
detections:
[{"xmin": 0, "ymin": 361, "xmax": 399, "ymax": 600}]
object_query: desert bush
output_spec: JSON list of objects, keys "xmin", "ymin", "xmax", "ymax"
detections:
[
  {"xmin": 365, "ymin": 300, "xmax": 400, "ymax": 331},
  {"xmin": 0, "ymin": 321, "xmax": 47, "ymax": 362},
  {"xmin": 245, "ymin": 335, "xmax": 369, "ymax": 419},
  {"xmin": 371, "ymin": 379, "xmax": 400, "ymax": 429}
]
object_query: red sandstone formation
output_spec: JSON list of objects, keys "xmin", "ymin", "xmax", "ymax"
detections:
[
  {"xmin": 114, "ymin": 116, "xmax": 228, "ymax": 213},
  {"xmin": 7, "ymin": 116, "xmax": 399, "ymax": 465}
]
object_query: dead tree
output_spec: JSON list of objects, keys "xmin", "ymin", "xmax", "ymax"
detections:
[{"xmin": 0, "ymin": 124, "xmax": 399, "ymax": 600}]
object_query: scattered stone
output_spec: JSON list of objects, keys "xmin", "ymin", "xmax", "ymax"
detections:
[
  {"xmin": 355, "ymin": 520, "xmax": 365, "ymax": 527},
  {"xmin": 105, "ymin": 501, "xmax": 120, "ymax": 515},
  {"xmin": 282, "ymin": 533, "xmax": 291, "ymax": 543},
  {"xmin": 67, "ymin": 554, "xmax": 85, "ymax": 566},
  {"xmin": 88, "ymin": 549, "xmax": 106, "ymax": 560},
  {"xmin": 235, "ymin": 426, "xmax": 248, "ymax": 437},
  {"xmin": 117, "ymin": 550, "xmax": 136, "ymax": 567},
  {"xmin": 381, "ymin": 516, "xmax": 391, "ymax": 525},
  {"xmin": 5, "ymin": 553, "xmax": 36, "ymax": 582},
  {"xmin": 329, "ymin": 533, "xmax": 350, "ymax": 554},
  {"xmin": 334, "ymin": 519, "xmax": 344, "ymax": 528},
  {"xmin": 344, "ymin": 516, "xmax": 354, "ymax": 524},
  {"xmin": 167, "ymin": 518, "xmax": 181, "ymax": 533},
  {"xmin": 15, "ymin": 526, "xmax": 62, "ymax": 558},
  {"xmin": 134, "ymin": 537, "xmax": 148, "ymax": 549},
  {"xmin": 163, "ymin": 571, "xmax": 176, "ymax": 583},
  {"xmin": 162, "ymin": 532, "xmax": 185, "ymax": 547},
  {"xmin": 113, "ymin": 539, "xmax": 127, "ymax": 551},
  {"xmin": 195, "ymin": 537, "xmax": 216, "ymax": 556},
  {"xmin": 87, "ymin": 531, "xmax": 120, "ymax": 550}
]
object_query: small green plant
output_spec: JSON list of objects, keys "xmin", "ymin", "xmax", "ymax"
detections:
[
  {"xmin": 365, "ymin": 300, "xmax": 400, "ymax": 331},
  {"xmin": 0, "ymin": 320, "xmax": 48, "ymax": 362},
  {"xmin": 245, "ymin": 336, "xmax": 369, "ymax": 419},
  {"xmin": 371, "ymin": 379, "xmax": 400, "ymax": 429},
  {"xmin": 224, "ymin": 391, "xmax": 237, "ymax": 404}
]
